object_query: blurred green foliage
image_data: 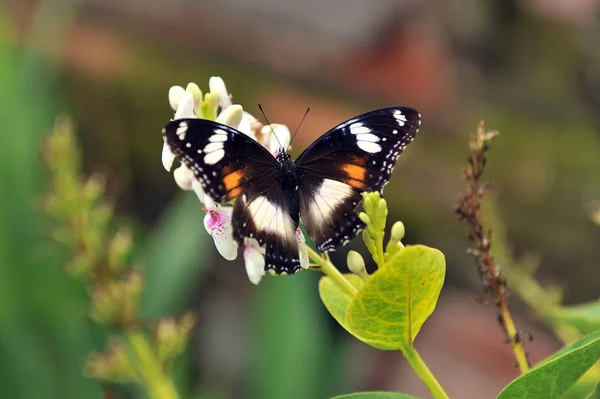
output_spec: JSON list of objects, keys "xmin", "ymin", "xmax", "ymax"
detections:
[
  {"xmin": 4, "ymin": 1, "xmax": 600, "ymax": 398},
  {"xmin": 0, "ymin": 12, "xmax": 101, "ymax": 399}
]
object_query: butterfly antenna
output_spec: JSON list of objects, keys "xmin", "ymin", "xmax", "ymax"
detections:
[
  {"xmin": 290, "ymin": 107, "xmax": 310, "ymax": 146},
  {"xmin": 258, "ymin": 103, "xmax": 283, "ymax": 150}
]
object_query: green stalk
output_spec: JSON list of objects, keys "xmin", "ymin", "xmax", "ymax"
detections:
[
  {"xmin": 306, "ymin": 246, "xmax": 357, "ymax": 297},
  {"xmin": 402, "ymin": 345, "xmax": 450, "ymax": 399},
  {"xmin": 128, "ymin": 332, "xmax": 180, "ymax": 399}
]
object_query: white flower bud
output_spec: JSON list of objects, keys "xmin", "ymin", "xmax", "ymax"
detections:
[
  {"xmin": 168, "ymin": 86, "xmax": 186, "ymax": 111},
  {"xmin": 185, "ymin": 82, "xmax": 202, "ymax": 102},
  {"xmin": 161, "ymin": 142, "xmax": 175, "ymax": 171},
  {"xmin": 243, "ymin": 238, "xmax": 265, "ymax": 284},
  {"xmin": 347, "ymin": 250, "xmax": 366, "ymax": 276},
  {"xmin": 209, "ymin": 76, "xmax": 231, "ymax": 108},
  {"xmin": 174, "ymin": 92, "xmax": 195, "ymax": 119},
  {"xmin": 296, "ymin": 228, "xmax": 309, "ymax": 269},
  {"xmin": 173, "ymin": 165, "xmax": 194, "ymax": 190},
  {"xmin": 391, "ymin": 221, "xmax": 405, "ymax": 242},
  {"xmin": 217, "ymin": 104, "xmax": 243, "ymax": 128}
]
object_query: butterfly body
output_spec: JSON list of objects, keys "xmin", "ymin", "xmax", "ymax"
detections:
[{"xmin": 163, "ymin": 107, "xmax": 421, "ymax": 275}]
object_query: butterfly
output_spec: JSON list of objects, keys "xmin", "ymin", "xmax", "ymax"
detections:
[{"xmin": 163, "ymin": 107, "xmax": 421, "ymax": 275}]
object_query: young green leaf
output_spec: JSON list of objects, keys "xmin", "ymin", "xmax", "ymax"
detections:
[
  {"xmin": 548, "ymin": 301, "xmax": 600, "ymax": 336},
  {"xmin": 497, "ymin": 331, "xmax": 600, "ymax": 399},
  {"xmin": 587, "ymin": 382, "xmax": 600, "ymax": 399},
  {"xmin": 344, "ymin": 245, "xmax": 445, "ymax": 350},
  {"xmin": 331, "ymin": 392, "xmax": 422, "ymax": 399},
  {"xmin": 561, "ymin": 377, "xmax": 600, "ymax": 399},
  {"xmin": 319, "ymin": 274, "xmax": 364, "ymax": 332}
]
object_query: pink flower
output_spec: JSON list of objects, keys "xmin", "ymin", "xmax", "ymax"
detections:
[{"xmin": 203, "ymin": 196, "xmax": 238, "ymax": 261}]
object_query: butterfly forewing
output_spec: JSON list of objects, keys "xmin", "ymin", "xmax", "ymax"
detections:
[
  {"xmin": 295, "ymin": 107, "xmax": 420, "ymax": 252},
  {"xmin": 163, "ymin": 118, "xmax": 302, "ymax": 274},
  {"xmin": 163, "ymin": 119, "xmax": 278, "ymax": 203}
]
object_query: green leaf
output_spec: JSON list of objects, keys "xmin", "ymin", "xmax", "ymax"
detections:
[
  {"xmin": 497, "ymin": 331, "xmax": 600, "ymax": 399},
  {"xmin": 586, "ymin": 382, "xmax": 600, "ymax": 399},
  {"xmin": 331, "ymin": 392, "xmax": 422, "ymax": 399},
  {"xmin": 548, "ymin": 301, "xmax": 600, "ymax": 335},
  {"xmin": 345, "ymin": 245, "xmax": 445, "ymax": 350},
  {"xmin": 319, "ymin": 274, "xmax": 364, "ymax": 332},
  {"xmin": 561, "ymin": 377, "xmax": 599, "ymax": 399}
]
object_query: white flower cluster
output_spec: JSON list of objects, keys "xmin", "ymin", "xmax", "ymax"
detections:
[{"xmin": 161, "ymin": 77, "xmax": 309, "ymax": 284}]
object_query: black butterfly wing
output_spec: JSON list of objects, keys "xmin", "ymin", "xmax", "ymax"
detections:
[
  {"xmin": 295, "ymin": 107, "xmax": 421, "ymax": 252},
  {"xmin": 163, "ymin": 119, "xmax": 279, "ymax": 203},
  {"xmin": 232, "ymin": 183, "xmax": 302, "ymax": 274},
  {"xmin": 163, "ymin": 118, "xmax": 302, "ymax": 274}
]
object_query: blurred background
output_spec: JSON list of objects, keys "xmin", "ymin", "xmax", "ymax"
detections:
[{"xmin": 2, "ymin": 0, "xmax": 600, "ymax": 398}]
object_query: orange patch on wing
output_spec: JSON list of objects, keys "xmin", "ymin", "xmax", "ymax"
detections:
[
  {"xmin": 340, "ymin": 163, "xmax": 368, "ymax": 189},
  {"xmin": 224, "ymin": 170, "xmax": 245, "ymax": 199},
  {"xmin": 227, "ymin": 187, "xmax": 243, "ymax": 199}
]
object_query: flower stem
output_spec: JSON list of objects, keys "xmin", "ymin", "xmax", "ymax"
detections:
[
  {"xmin": 402, "ymin": 345, "xmax": 450, "ymax": 399},
  {"xmin": 128, "ymin": 331, "xmax": 180, "ymax": 399},
  {"xmin": 375, "ymin": 234, "xmax": 385, "ymax": 268},
  {"xmin": 306, "ymin": 246, "xmax": 357, "ymax": 296},
  {"xmin": 499, "ymin": 302, "xmax": 530, "ymax": 374}
]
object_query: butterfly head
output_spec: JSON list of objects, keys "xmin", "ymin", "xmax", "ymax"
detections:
[{"xmin": 276, "ymin": 150, "xmax": 292, "ymax": 163}]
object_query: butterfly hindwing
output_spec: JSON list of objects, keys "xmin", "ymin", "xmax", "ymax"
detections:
[
  {"xmin": 231, "ymin": 183, "xmax": 302, "ymax": 274},
  {"xmin": 295, "ymin": 107, "xmax": 420, "ymax": 252},
  {"xmin": 163, "ymin": 119, "xmax": 279, "ymax": 203}
]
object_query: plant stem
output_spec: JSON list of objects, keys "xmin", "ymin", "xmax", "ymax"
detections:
[
  {"xmin": 306, "ymin": 246, "xmax": 357, "ymax": 297},
  {"xmin": 455, "ymin": 123, "xmax": 531, "ymax": 373},
  {"xmin": 403, "ymin": 345, "xmax": 450, "ymax": 399},
  {"xmin": 375, "ymin": 232, "xmax": 385, "ymax": 268},
  {"xmin": 498, "ymin": 302, "xmax": 530, "ymax": 374},
  {"xmin": 128, "ymin": 331, "xmax": 180, "ymax": 399}
]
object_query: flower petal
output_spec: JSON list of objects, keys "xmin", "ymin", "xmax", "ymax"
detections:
[
  {"xmin": 162, "ymin": 141, "xmax": 175, "ymax": 171},
  {"xmin": 185, "ymin": 82, "xmax": 203, "ymax": 117},
  {"xmin": 209, "ymin": 76, "xmax": 232, "ymax": 109},
  {"xmin": 296, "ymin": 227, "xmax": 309, "ymax": 269},
  {"xmin": 173, "ymin": 165, "xmax": 195, "ymax": 190},
  {"xmin": 217, "ymin": 104, "xmax": 243, "ymax": 129},
  {"xmin": 168, "ymin": 85, "xmax": 186, "ymax": 111},
  {"xmin": 185, "ymin": 82, "xmax": 202, "ymax": 101},
  {"xmin": 267, "ymin": 124, "xmax": 291, "ymax": 156},
  {"xmin": 175, "ymin": 92, "xmax": 196, "ymax": 119},
  {"xmin": 191, "ymin": 179, "xmax": 205, "ymax": 204},
  {"xmin": 238, "ymin": 112, "xmax": 260, "ymax": 140},
  {"xmin": 204, "ymin": 205, "xmax": 238, "ymax": 261},
  {"xmin": 243, "ymin": 238, "xmax": 266, "ymax": 285},
  {"xmin": 203, "ymin": 191, "xmax": 216, "ymax": 211}
]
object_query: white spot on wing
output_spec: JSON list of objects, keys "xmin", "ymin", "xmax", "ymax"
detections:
[
  {"xmin": 393, "ymin": 110, "xmax": 407, "ymax": 126},
  {"xmin": 204, "ymin": 142, "xmax": 224, "ymax": 152},
  {"xmin": 209, "ymin": 134, "xmax": 228, "ymax": 142},
  {"xmin": 309, "ymin": 179, "xmax": 354, "ymax": 220},
  {"xmin": 176, "ymin": 121, "xmax": 188, "ymax": 140},
  {"xmin": 349, "ymin": 122, "xmax": 371, "ymax": 135},
  {"xmin": 357, "ymin": 133, "xmax": 380, "ymax": 142},
  {"xmin": 248, "ymin": 196, "xmax": 296, "ymax": 240},
  {"xmin": 357, "ymin": 141, "xmax": 382, "ymax": 153},
  {"xmin": 204, "ymin": 149, "xmax": 225, "ymax": 165}
]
